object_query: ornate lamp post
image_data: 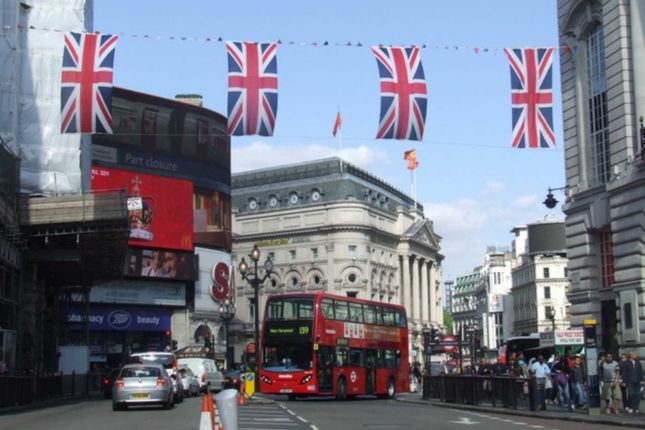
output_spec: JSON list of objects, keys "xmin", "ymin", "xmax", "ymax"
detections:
[
  {"xmin": 549, "ymin": 307, "xmax": 557, "ymax": 332},
  {"xmin": 238, "ymin": 244, "xmax": 273, "ymax": 392},
  {"xmin": 218, "ymin": 297, "xmax": 236, "ymax": 369}
]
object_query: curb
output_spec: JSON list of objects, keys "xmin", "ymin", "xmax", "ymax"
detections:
[
  {"xmin": 0, "ymin": 393, "xmax": 102, "ymax": 416},
  {"xmin": 397, "ymin": 398, "xmax": 645, "ymax": 429}
]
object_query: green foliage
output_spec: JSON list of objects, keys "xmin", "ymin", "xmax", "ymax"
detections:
[{"xmin": 443, "ymin": 309, "xmax": 454, "ymax": 335}]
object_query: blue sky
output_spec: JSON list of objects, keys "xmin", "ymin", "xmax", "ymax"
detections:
[{"xmin": 96, "ymin": 0, "xmax": 565, "ymax": 280}]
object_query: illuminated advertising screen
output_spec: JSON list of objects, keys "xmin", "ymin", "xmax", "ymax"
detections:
[
  {"xmin": 125, "ymin": 248, "xmax": 197, "ymax": 281},
  {"xmin": 91, "ymin": 167, "xmax": 194, "ymax": 251}
]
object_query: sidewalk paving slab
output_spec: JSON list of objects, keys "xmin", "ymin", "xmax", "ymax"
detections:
[{"xmin": 397, "ymin": 395, "xmax": 645, "ymax": 429}]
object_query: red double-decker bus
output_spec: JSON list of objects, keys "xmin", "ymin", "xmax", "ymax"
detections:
[{"xmin": 258, "ymin": 292, "xmax": 409, "ymax": 400}]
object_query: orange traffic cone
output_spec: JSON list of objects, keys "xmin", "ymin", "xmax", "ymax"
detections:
[
  {"xmin": 199, "ymin": 395, "xmax": 214, "ymax": 430},
  {"xmin": 238, "ymin": 383, "xmax": 246, "ymax": 406},
  {"xmin": 212, "ymin": 396, "xmax": 224, "ymax": 430}
]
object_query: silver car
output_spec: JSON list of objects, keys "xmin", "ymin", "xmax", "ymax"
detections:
[{"xmin": 112, "ymin": 363, "xmax": 174, "ymax": 411}]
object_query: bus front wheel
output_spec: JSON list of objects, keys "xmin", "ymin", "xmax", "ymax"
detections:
[{"xmin": 335, "ymin": 377, "xmax": 347, "ymax": 401}]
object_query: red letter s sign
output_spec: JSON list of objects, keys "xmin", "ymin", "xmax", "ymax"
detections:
[{"xmin": 210, "ymin": 262, "xmax": 230, "ymax": 301}]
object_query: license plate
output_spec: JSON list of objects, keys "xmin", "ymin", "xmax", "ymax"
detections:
[
  {"xmin": 279, "ymin": 388, "xmax": 293, "ymax": 393},
  {"xmin": 131, "ymin": 393, "xmax": 150, "ymax": 399}
]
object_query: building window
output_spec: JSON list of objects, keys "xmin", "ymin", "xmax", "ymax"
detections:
[
  {"xmin": 348, "ymin": 245, "xmax": 357, "ymax": 258},
  {"xmin": 543, "ymin": 267, "xmax": 550, "ymax": 279},
  {"xmin": 544, "ymin": 286, "xmax": 551, "ymax": 299},
  {"xmin": 346, "ymin": 291, "xmax": 358, "ymax": 298},
  {"xmin": 599, "ymin": 230, "xmax": 614, "ymax": 288},
  {"xmin": 545, "ymin": 305, "xmax": 554, "ymax": 320},
  {"xmin": 348, "ymin": 273, "xmax": 357, "ymax": 284},
  {"xmin": 311, "ymin": 247, "xmax": 318, "ymax": 260},
  {"xmin": 194, "ymin": 188, "xmax": 230, "ymax": 229},
  {"xmin": 623, "ymin": 303, "xmax": 633, "ymax": 330},
  {"xmin": 586, "ymin": 23, "xmax": 610, "ymax": 185},
  {"xmin": 268, "ymin": 251, "xmax": 275, "ymax": 261},
  {"xmin": 289, "ymin": 249, "xmax": 296, "ymax": 262}
]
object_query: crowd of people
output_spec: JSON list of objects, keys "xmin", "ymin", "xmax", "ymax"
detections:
[{"xmin": 420, "ymin": 349, "xmax": 643, "ymax": 415}]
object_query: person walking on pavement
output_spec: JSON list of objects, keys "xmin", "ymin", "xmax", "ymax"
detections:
[
  {"xmin": 531, "ymin": 355, "xmax": 550, "ymax": 410},
  {"xmin": 622, "ymin": 350, "xmax": 643, "ymax": 414},
  {"xmin": 601, "ymin": 353, "xmax": 622, "ymax": 414},
  {"xmin": 570, "ymin": 356, "xmax": 587, "ymax": 409}
]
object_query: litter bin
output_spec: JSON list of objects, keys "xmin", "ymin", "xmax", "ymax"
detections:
[{"xmin": 215, "ymin": 389, "xmax": 238, "ymax": 430}]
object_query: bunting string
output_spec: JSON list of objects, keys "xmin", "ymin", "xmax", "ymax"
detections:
[{"xmin": 10, "ymin": 24, "xmax": 572, "ymax": 55}]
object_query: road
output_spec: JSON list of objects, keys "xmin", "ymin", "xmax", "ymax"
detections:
[{"xmin": 0, "ymin": 393, "xmax": 625, "ymax": 430}]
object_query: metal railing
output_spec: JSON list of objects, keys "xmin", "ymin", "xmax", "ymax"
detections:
[
  {"xmin": 0, "ymin": 372, "xmax": 102, "ymax": 408},
  {"xmin": 423, "ymin": 374, "xmax": 537, "ymax": 411}
]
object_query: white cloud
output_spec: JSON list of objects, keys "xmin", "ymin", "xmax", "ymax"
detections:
[
  {"xmin": 424, "ymin": 188, "xmax": 548, "ymax": 280},
  {"xmin": 232, "ymin": 141, "xmax": 388, "ymax": 173}
]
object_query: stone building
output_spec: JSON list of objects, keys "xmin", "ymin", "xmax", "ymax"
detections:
[
  {"xmin": 231, "ymin": 158, "xmax": 444, "ymax": 363},
  {"xmin": 511, "ymin": 222, "xmax": 571, "ymax": 336},
  {"xmin": 557, "ymin": 0, "xmax": 645, "ymax": 354}
]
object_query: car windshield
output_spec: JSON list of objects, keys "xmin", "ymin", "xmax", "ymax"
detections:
[
  {"xmin": 121, "ymin": 367, "xmax": 161, "ymax": 378},
  {"xmin": 263, "ymin": 343, "xmax": 312, "ymax": 371}
]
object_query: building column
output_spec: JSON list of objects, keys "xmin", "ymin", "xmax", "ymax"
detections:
[
  {"xmin": 429, "ymin": 261, "xmax": 437, "ymax": 324},
  {"xmin": 401, "ymin": 255, "xmax": 411, "ymax": 317},
  {"xmin": 421, "ymin": 260, "xmax": 429, "ymax": 322},
  {"xmin": 412, "ymin": 255, "xmax": 420, "ymax": 321}
]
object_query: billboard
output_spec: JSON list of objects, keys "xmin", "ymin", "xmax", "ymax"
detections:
[
  {"xmin": 528, "ymin": 222, "xmax": 566, "ymax": 256},
  {"xmin": 91, "ymin": 167, "xmax": 194, "ymax": 251},
  {"xmin": 194, "ymin": 247, "xmax": 232, "ymax": 314},
  {"xmin": 68, "ymin": 306, "xmax": 171, "ymax": 332},
  {"xmin": 89, "ymin": 280, "xmax": 186, "ymax": 306},
  {"xmin": 125, "ymin": 248, "xmax": 197, "ymax": 281}
]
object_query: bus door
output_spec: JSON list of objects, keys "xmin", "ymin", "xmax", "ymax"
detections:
[
  {"xmin": 365, "ymin": 349, "xmax": 377, "ymax": 394},
  {"xmin": 316, "ymin": 346, "xmax": 333, "ymax": 392}
]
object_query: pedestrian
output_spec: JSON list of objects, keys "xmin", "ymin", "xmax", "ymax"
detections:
[
  {"xmin": 530, "ymin": 355, "xmax": 550, "ymax": 410},
  {"xmin": 619, "ymin": 353, "xmax": 629, "ymax": 411},
  {"xmin": 601, "ymin": 353, "xmax": 622, "ymax": 414},
  {"xmin": 622, "ymin": 350, "xmax": 643, "ymax": 414},
  {"xmin": 570, "ymin": 356, "xmax": 587, "ymax": 409}
]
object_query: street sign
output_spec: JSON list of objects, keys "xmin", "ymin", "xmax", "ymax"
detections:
[
  {"xmin": 441, "ymin": 336, "xmax": 458, "ymax": 353},
  {"xmin": 583, "ymin": 319, "xmax": 597, "ymax": 326}
]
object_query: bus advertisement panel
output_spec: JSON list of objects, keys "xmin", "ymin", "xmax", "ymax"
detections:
[{"xmin": 259, "ymin": 293, "xmax": 408, "ymax": 400}]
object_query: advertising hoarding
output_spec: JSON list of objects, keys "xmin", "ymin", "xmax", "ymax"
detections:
[
  {"xmin": 194, "ymin": 247, "xmax": 232, "ymax": 314},
  {"xmin": 91, "ymin": 167, "xmax": 194, "ymax": 251},
  {"xmin": 125, "ymin": 247, "xmax": 197, "ymax": 281}
]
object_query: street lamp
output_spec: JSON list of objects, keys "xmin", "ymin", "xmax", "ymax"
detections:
[
  {"xmin": 238, "ymin": 244, "xmax": 273, "ymax": 392},
  {"xmin": 218, "ymin": 297, "xmax": 236, "ymax": 369},
  {"xmin": 543, "ymin": 186, "xmax": 568, "ymax": 209}
]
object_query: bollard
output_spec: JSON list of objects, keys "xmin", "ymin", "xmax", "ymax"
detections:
[{"xmin": 215, "ymin": 388, "xmax": 238, "ymax": 430}]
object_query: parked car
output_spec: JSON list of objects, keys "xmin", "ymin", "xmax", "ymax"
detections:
[
  {"xmin": 112, "ymin": 363, "xmax": 173, "ymax": 411},
  {"xmin": 223, "ymin": 370, "xmax": 243, "ymax": 391},
  {"xmin": 102, "ymin": 368, "xmax": 120, "ymax": 399},
  {"xmin": 178, "ymin": 367, "xmax": 200, "ymax": 397},
  {"xmin": 177, "ymin": 357, "xmax": 224, "ymax": 393}
]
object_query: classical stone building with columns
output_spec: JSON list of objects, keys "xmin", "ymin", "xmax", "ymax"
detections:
[{"xmin": 231, "ymin": 158, "xmax": 444, "ymax": 364}]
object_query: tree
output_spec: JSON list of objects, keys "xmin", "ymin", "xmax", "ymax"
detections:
[{"xmin": 443, "ymin": 309, "xmax": 454, "ymax": 335}]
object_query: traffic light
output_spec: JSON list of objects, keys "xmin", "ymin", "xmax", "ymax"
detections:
[
  {"xmin": 164, "ymin": 330, "xmax": 172, "ymax": 351},
  {"xmin": 474, "ymin": 334, "xmax": 482, "ymax": 353},
  {"xmin": 171, "ymin": 339, "xmax": 178, "ymax": 351}
]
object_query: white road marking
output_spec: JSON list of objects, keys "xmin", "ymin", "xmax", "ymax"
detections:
[{"xmin": 449, "ymin": 417, "xmax": 481, "ymax": 425}]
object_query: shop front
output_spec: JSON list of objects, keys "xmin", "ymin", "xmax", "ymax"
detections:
[{"xmin": 68, "ymin": 305, "xmax": 173, "ymax": 369}]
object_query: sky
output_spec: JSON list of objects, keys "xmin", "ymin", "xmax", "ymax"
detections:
[{"xmin": 95, "ymin": 0, "xmax": 566, "ymax": 281}]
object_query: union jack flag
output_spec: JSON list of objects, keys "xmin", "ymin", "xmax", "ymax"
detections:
[
  {"xmin": 61, "ymin": 32, "xmax": 118, "ymax": 134},
  {"xmin": 226, "ymin": 41, "xmax": 278, "ymax": 136},
  {"xmin": 372, "ymin": 46, "xmax": 427, "ymax": 141},
  {"xmin": 504, "ymin": 48, "xmax": 555, "ymax": 148}
]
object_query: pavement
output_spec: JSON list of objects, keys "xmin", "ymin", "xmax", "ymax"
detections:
[{"xmin": 397, "ymin": 391, "xmax": 645, "ymax": 429}]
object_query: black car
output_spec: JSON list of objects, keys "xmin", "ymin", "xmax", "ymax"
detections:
[
  {"xmin": 223, "ymin": 370, "xmax": 243, "ymax": 391},
  {"xmin": 101, "ymin": 369, "xmax": 120, "ymax": 398}
]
